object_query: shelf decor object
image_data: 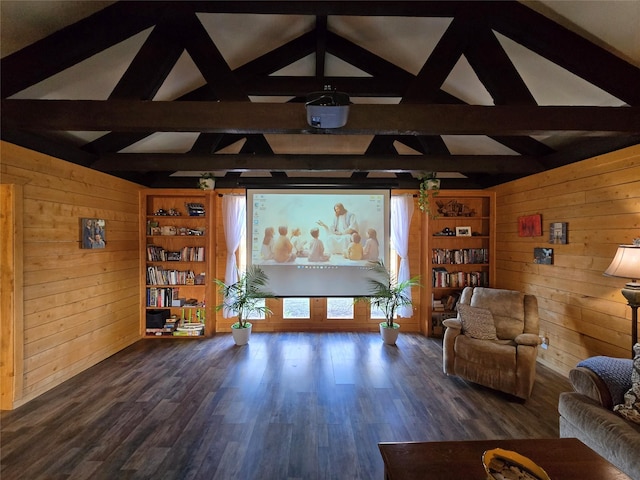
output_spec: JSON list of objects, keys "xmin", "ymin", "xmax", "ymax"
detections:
[{"xmin": 604, "ymin": 239, "xmax": 640, "ymax": 355}]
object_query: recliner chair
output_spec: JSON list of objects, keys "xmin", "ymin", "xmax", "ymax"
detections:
[{"xmin": 442, "ymin": 286, "xmax": 540, "ymax": 399}]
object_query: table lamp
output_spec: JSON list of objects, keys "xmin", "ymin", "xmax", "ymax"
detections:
[{"xmin": 604, "ymin": 240, "xmax": 640, "ymax": 356}]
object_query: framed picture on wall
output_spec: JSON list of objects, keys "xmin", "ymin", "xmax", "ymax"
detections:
[
  {"xmin": 518, "ymin": 214, "xmax": 542, "ymax": 237},
  {"xmin": 549, "ymin": 222, "xmax": 568, "ymax": 244},
  {"xmin": 81, "ymin": 218, "xmax": 106, "ymax": 249},
  {"xmin": 534, "ymin": 247, "xmax": 553, "ymax": 264}
]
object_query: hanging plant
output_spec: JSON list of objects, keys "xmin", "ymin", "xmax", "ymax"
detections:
[
  {"xmin": 198, "ymin": 173, "xmax": 215, "ymax": 190},
  {"xmin": 418, "ymin": 172, "xmax": 440, "ymax": 216}
]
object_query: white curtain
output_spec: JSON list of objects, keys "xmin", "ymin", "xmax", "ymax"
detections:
[
  {"xmin": 390, "ymin": 194, "xmax": 414, "ymax": 318},
  {"xmin": 222, "ymin": 194, "xmax": 246, "ymax": 318}
]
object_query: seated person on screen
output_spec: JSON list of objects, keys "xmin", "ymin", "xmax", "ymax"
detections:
[
  {"xmin": 362, "ymin": 228, "xmax": 380, "ymax": 261},
  {"xmin": 290, "ymin": 227, "xmax": 308, "ymax": 257},
  {"xmin": 317, "ymin": 202, "xmax": 359, "ymax": 254},
  {"xmin": 273, "ymin": 226, "xmax": 296, "ymax": 263},
  {"xmin": 260, "ymin": 226, "xmax": 275, "ymax": 261},
  {"xmin": 344, "ymin": 232, "xmax": 363, "ymax": 260},
  {"xmin": 308, "ymin": 227, "xmax": 330, "ymax": 262}
]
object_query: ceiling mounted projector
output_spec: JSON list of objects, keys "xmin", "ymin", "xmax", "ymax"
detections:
[{"xmin": 305, "ymin": 90, "xmax": 351, "ymax": 128}]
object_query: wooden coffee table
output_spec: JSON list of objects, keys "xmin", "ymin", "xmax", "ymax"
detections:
[{"xmin": 378, "ymin": 438, "xmax": 631, "ymax": 479}]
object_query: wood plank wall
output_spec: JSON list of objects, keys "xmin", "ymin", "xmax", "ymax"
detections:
[
  {"xmin": 0, "ymin": 141, "xmax": 142, "ymax": 408},
  {"xmin": 491, "ymin": 144, "xmax": 640, "ymax": 376}
]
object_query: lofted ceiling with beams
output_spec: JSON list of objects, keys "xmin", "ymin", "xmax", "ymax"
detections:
[{"xmin": 1, "ymin": 0, "xmax": 639, "ymax": 189}]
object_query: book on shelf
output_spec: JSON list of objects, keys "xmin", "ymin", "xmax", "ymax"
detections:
[
  {"xmin": 432, "ymin": 268, "xmax": 489, "ymax": 288},
  {"xmin": 146, "ymin": 266, "xmax": 196, "ymax": 285},
  {"xmin": 146, "ymin": 245, "xmax": 205, "ymax": 262},
  {"xmin": 432, "ymin": 248, "xmax": 489, "ymax": 265}
]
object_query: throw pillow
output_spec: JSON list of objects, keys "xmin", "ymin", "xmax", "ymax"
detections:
[
  {"xmin": 457, "ymin": 304, "xmax": 497, "ymax": 340},
  {"xmin": 613, "ymin": 343, "xmax": 640, "ymax": 424}
]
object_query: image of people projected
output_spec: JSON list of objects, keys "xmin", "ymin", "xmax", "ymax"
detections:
[{"xmin": 247, "ymin": 189, "xmax": 390, "ymax": 297}]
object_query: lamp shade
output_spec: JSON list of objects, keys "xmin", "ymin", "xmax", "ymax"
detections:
[{"xmin": 604, "ymin": 245, "xmax": 640, "ymax": 280}]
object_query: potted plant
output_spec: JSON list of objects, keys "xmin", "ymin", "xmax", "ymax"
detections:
[
  {"xmin": 198, "ymin": 173, "xmax": 215, "ymax": 190},
  {"xmin": 357, "ymin": 261, "xmax": 421, "ymax": 345},
  {"xmin": 417, "ymin": 172, "xmax": 440, "ymax": 217},
  {"xmin": 214, "ymin": 265, "xmax": 276, "ymax": 345}
]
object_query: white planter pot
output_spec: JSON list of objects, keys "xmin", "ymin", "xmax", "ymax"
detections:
[
  {"xmin": 380, "ymin": 322, "xmax": 400, "ymax": 345},
  {"xmin": 199, "ymin": 178, "xmax": 215, "ymax": 190},
  {"xmin": 231, "ymin": 322, "xmax": 252, "ymax": 345},
  {"xmin": 425, "ymin": 178, "xmax": 440, "ymax": 190}
]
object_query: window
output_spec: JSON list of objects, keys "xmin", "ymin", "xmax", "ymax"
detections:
[
  {"xmin": 283, "ymin": 298, "xmax": 310, "ymax": 319},
  {"xmin": 327, "ymin": 297, "xmax": 354, "ymax": 319}
]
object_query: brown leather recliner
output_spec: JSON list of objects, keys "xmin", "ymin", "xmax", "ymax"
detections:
[{"xmin": 442, "ymin": 287, "xmax": 540, "ymax": 399}]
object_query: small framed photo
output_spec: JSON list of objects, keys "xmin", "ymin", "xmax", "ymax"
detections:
[
  {"xmin": 518, "ymin": 214, "xmax": 542, "ymax": 237},
  {"xmin": 455, "ymin": 226, "xmax": 472, "ymax": 237},
  {"xmin": 534, "ymin": 247, "xmax": 553, "ymax": 265},
  {"xmin": 81, "ymin": 218, "xmax": 106, "ymax": 249},
  {"xmin": 549, "ymin": 222, "xmax": 568, "ymax": 244}
]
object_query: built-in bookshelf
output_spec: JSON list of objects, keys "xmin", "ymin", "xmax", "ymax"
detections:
[
  {"xmin": 425, "ymin": 191, "xmax": 496, "ymax": 337},
  {"xmin": 140, "ymin": 189, "xmax": 214, "ymax": 338}
]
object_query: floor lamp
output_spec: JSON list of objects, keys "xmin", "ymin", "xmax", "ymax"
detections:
[{"xmin": 604, "ymin": 242, "xmax": 640, "ymax": 356}]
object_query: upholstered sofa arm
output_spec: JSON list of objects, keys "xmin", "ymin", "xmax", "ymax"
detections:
[
  {"xmin": 569, "ymin": 357, "xmax": 632, "ymax": 410},
  {"xmin": 514, "ymin": 333, "xmax": 541, "ymax": 346},
  {"xmin": 442, "ymin": 318, "xmax": 461, "ymax": 330}
]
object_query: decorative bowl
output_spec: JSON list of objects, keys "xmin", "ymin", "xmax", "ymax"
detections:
[{"xmin": 483, "ymin": 448, "xmax": 550, "ymax": 480}]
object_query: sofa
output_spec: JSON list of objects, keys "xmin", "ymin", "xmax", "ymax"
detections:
[
  {"xmin": 558, "ymin": 354, "xmax": 640, "ymax": 479},
  {"xmin": 442, "ymin": 286, "xmax": 540, "ymax": 400}
]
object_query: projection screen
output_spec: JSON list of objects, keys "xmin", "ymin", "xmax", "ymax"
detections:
[{"xmin": 246, "ymin": 189, "xmax": 390, "ymax": 297}]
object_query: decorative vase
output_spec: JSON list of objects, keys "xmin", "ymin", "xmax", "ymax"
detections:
[
  {"xmin": 380, "ymin": 322, "xmax": 400, "ymax": 345},
  {"xmin": 231, "ymin": 322, "xmax": 252, "ymax": 345}
]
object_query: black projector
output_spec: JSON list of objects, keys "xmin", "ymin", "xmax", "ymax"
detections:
[{"xmin": 305, "ymin": 91, "xmax": 350, "ymax": 128}]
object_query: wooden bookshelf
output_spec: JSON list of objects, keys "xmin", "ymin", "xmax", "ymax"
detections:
[
  {"xmin": 140, "ymin": 189, "xmax": 215, "ymax": 338},
  {"xmin": 424, "ymin": 191, "xmax": 496, "ymax": 337}
]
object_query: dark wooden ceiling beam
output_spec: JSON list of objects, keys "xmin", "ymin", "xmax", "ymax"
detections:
[
  {"xmin": 315, "ymin": 16, "xmax": 328, "ymax": 78},
  {"xmin": 463, "ymin": 21, "xmax": 536, "ymax": 106},
  {"xmin": 190, "ymin": 1, "xmax": 466, "ymax": 17},
  {"xmin": 4, "ymin": 100, "xmax": 639, "ymax": 136},
  {"xmin": 240, "ymin": 76, "xmax": 408, "ymax": 97},
  {"xmin": 402, "ymin": 16, "xmax": 469, "ymax": 102},
  {"xmin": 176, "ymin": 9, "xmax": 247, "ymax": 101},
  {"xmin": 109, "ymin": 20, "xmax": 185, "ymax": 100},
  {"xmin": 90, "ymin": 153, "xmax": 544, "ymax": 174}
]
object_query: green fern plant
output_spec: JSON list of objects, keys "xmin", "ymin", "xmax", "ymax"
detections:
[
  {"xmin": 356, "ymin": 261, "xmax": 421, "ymax": 328},
  {"xmin": 214, "ymin": 265, "xmax": 276, "ymax": 328}
]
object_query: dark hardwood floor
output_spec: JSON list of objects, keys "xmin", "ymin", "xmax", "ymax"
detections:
[{"xmin": 1, "ymin": 332, "xmax": 572, "ymax": 480}]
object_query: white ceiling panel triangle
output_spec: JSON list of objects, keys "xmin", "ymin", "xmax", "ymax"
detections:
[
  {"xmin": 10, "ymin": 28, "xmax": 152, "ymax": 100},
  {"xmin": 197, "ymin": 13, "xmax": 315, "ymax": 70},
  {"xmin": 329, "ymin": 16, "xmax": 452, "ymax": 76},
  {"xmin": 154, "ymin": 51, "xmax": 207, "ymax": 101},
  {"xmin": 442, "ymin": 55, "xmax": 494, "ymax": 106},
  {"xmin": 495, "ymin": 31, "xmax": 626, "ymax": 106}
]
